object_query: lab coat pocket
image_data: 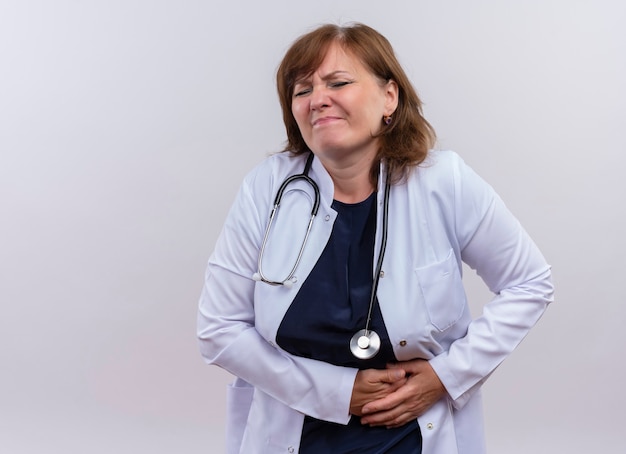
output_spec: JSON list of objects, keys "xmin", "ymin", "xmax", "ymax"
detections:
[
  {"xmin": 226, "ymin": 378, "xmax": 254, "ymax": 454},
  {"xmin": 415, "ymin": 249, "xmax": 466, "ymax": 332}
]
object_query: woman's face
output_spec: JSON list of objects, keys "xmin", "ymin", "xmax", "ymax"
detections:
[{"xmin": 291, "ymin": 42, "xmax": 397, "ymax": 164}]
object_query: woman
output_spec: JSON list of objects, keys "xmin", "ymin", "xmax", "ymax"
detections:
[{"xmin": 197, "ymin": 23, "xmax": 553, "ymax": 454}]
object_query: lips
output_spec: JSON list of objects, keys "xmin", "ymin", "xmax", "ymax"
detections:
[{"xmin": 312, "ymin": 116, "xmax": 342, "ymax": 127}]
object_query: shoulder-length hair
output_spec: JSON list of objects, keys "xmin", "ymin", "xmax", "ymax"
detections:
[{"xmin": 276, "ymin": 22, "xmax": 436, "ymax": 183}]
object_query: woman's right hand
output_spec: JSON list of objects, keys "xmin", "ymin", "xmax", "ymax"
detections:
[{"xmin": 349, "ymin": 368, "xmax": 407, "ymax": 416}]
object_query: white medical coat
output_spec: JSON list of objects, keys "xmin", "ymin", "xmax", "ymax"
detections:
[{"xmin": 197, "ymin": 150, "xmax": 554, "ymax": 454}]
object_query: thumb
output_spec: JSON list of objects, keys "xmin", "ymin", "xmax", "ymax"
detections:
[{"xmin": 382, "ymin": 367, "xmax": 406, "ymax": 383}]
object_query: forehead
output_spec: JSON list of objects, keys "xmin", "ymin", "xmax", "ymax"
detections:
[
  {"xmin": 295, "ymin": 42, "xmax": 370, "ymax": 83},
  {"xmin": 318, "ymin": 43, "xmax": 363, "ymax": 72}
]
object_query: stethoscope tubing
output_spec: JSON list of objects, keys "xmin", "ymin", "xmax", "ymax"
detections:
[
  {"xmin": 254, "ymin": 153, "xmax": 319, "ymax": 286},
  {"xmin": 363, "ymin": 165, "xmax": 391, "ymax": 336}
]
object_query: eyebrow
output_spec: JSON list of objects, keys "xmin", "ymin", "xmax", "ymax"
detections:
[{"xmin": 294, "ymin": 70, "xmax": 354, "ymax": 86}]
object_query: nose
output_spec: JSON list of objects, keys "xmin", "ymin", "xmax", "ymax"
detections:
[{"xmin": 309, "ymin": 86, "xmax": 330, "ymax": 111}]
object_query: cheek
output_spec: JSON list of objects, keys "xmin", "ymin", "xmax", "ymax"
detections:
[{"xmin": 291, "ymin": 101, "xmax": 308, "ymax": 129}]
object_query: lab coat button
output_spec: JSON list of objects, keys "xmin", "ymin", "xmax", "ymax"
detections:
[
  {"xmin": 379, "ymin": 270, "xmax": 385, "ymax": 278},
  {"xmin": 399, "ymin": 340, "xmax": 407, "ymax": 347},
  {"xmin": 324, "ymin": 215, "xmax": 330, "ymax": 221},
  {"xmin": 426, "ymin": 423, "xmax": 434, "ymax": 430},
  {"xmin": 287, "ymin": 447, "xmax": 295, "ymax": 453}
]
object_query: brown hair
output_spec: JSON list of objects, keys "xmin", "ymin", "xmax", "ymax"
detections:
[{"xmin": 276, "ymin": 22, "xmax": 436, "ymax": 183}]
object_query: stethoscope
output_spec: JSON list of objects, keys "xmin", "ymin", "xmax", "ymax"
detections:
[{"xmin": 253, "ymin": 152, "xmax": 391, "ymax": 360}]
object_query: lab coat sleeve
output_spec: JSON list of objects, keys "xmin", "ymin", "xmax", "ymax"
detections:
[
  {"xmin": 428, "ymin": 154, "xmax": 554, "ymax": 409},
  {"xmin": 197, "ymin": 168, "xmax": 357, "ymax": 424}
]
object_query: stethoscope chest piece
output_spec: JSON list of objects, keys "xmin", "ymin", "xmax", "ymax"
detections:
[{"xmin": 350, "ymin": 329, "xmax": 381, "ymax": 360}]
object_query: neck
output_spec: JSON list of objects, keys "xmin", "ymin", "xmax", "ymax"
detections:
[{"xmin": 317, "ymin": 152, "xmax": 378, "ymax": 203}]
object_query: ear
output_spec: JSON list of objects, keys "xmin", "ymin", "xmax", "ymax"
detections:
[{"xmin": 383, "ymin": 79, "xmax": 399, "ymax": 115}]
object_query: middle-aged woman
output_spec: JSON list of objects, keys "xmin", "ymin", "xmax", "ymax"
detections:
[{"xmin": 198, "ymin": 22, "xmax": 554, "ymax": 454}]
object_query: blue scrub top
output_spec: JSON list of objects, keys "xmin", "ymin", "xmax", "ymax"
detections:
[{"xmin": 277, "ymin": 193, "xmax": 422, "ymax": 453}]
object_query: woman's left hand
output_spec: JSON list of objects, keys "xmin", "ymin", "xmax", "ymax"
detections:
[{"xmin": 359, "ymin": 359, "xmax": 447, "ymax": 428}]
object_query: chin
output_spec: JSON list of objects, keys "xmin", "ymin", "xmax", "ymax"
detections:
[{"xmin": 310, "ymin": 143, "xmax": 347, "ymax": 156}]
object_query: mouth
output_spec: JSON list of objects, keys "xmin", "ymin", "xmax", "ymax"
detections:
[{"xmin": 312, "ymin": 116, "xmax": 342, "ymax": 127}]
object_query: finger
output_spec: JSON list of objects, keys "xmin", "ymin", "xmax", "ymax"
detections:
[
  {"xmin": 385, "ymin": 415, "xmax": 415, "ymax": 429},
  {"xmin": 378, "ymin": 367, "xmax": 405, "ymax": 384},
  {"xmin": 387, "ymin": 359, "xmax": 426, "ymax": 375},
  {"xmin": 362, "ymin": 395, "xmax": 427, "ymax": 427},
  {"xmin": 362, "ymin": 405, "xmax": 413, "ymax": 427},
  {"xmin": 361, "ymin": 385, "xmax": 409, "ymax": 415},
  {"xmin": 361, "ymin": 409, "xmax": 398, "ymax": 426},
  {"xmin": 365, "ymin": 369, "xmax": 406, "ymax": 396}
]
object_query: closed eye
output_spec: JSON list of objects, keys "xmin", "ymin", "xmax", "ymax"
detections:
[
  {"xmin": 293, "ymin": 80, "xmax": 353, "ymax": 97},
  {"xmin": 329, "ymin": 81, "xmax": 353, "ymax": 88},
  {"xmin": 293, "ymin": 87, "xmax": 312, "ymax": 97}
]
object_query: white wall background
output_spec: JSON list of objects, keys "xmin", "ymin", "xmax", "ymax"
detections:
[{"xmin": 1, "ymin": 1, "xmax": 624, "ymax": 452}]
